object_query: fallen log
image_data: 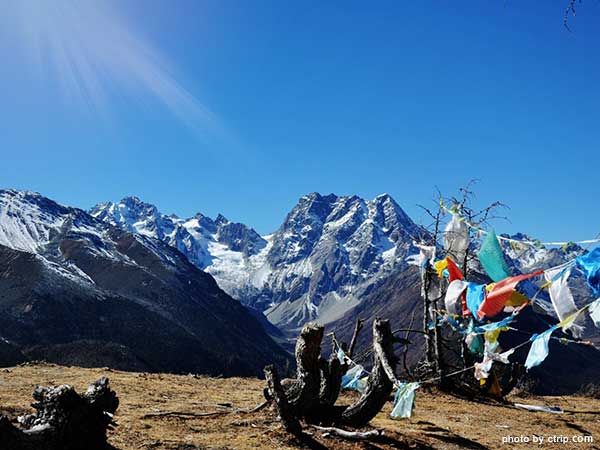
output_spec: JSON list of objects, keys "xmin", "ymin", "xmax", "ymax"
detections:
[
  {"xmin": 308, "ymin": 424, "xmax": 384, "ymax": 441},
  {"xmin": 0, "ymin": 377, "xmax": 118, "ymax": 450}
]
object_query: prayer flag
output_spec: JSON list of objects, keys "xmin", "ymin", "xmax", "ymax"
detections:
[
  {"xmin": 525, "ymin": 326, "xmax": 558, "ymax": 370},
  {"xmin": 576, "ymin": 248, "xmax": 600, "ymax": 296},
  {"xmin": 391, "ymin": 382, "xmax": 420, "ymax": 419},
  {"xmin": 444, "ymin": 215, "xmax": 469, "ymax": 266},
  {"xmin": 466, "ymin": 283, "xmax": 486, "ymax": 317},
  {"xmin": 478, "ymin": 230, "xmax": 511, "ymax": 282},
  {"xmin": 478, "ymin": 271, "xmax": 543, "ymax": 320},
  {"xmin": 445, "ymin": 280, "xmax": 469, "ymax": 316},
  {"xmin": 589, "ymin": 298, "xmax": 600, "ymax": 328},
  {"xmin": 544, "ymin": 266, "xmax": 581, "ymax": 337}
]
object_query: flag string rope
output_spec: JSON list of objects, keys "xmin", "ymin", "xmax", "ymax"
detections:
[{"xmin": 441, "ymin": 201, "xmax": 600, "ymax": 249}]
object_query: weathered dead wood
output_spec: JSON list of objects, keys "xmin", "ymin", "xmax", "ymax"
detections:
[
  {"xmin": 318, "ymin": 353, "xmax": 342, "ymax": 407},
  {"xmin": 279, "ymin": 323, "xmax": 324, "ymax": 416},
  {"xmin": 308, "ymin": 424, "xmax": 384, "ymax": 441},
  {"xmin": 0, "ymin": 377, "xmax": 118, "ymax": 450},
  {"xmin": 340, "ymin": 319, "xmax": 398, "ymax": 428},
  {"xmin": 347, "ymin": 318, "xmax": 364, "ymax": 358},
  {"xmin": 142, "ymin": 411, "xmax": 229, "ymax": 419},
  {"xmin": 264, "ymin": 364, "xmax": 302, "ymax": 434},
  {"xmin": 264, "ymin": 319, "xmax": 406, "ymax": 434}
]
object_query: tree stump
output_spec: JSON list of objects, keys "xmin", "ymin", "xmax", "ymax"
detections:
[
  {"xmin": 0, "ymin": 377, "xmax": 118, "ymax": 450},
  {"xmin": 264, "ymin": 365, "xmax": 302, "ymax": 435},
  {"xmin": 319, "ymin": 354, "xmax": 342, "ymax": 407},
  {"xmin": 280, "ymin": 322, "xmax": 324, "ymax": 416}
]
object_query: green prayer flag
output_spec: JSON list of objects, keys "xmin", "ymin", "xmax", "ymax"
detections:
[{"xmin": 478, "ymin": 230, "xmax": 511, "ymax": 282}]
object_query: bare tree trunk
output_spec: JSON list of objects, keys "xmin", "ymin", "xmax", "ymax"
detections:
[
  {"xmin": 347, "ymin": 319, "xmax": 364, "ymax": 358},
  {"xmin": 319, "ymin": 354, "xmax": 342, "ymax": 407},
  {"xmin": 0, "ymin": 378, "xmax": 118, "ymax": 450},
  {"xmin": 264, "ymin": 318, "xmax": 409, "ymax": 433},
  {"xmin": 264, "ymin": 365, "xmax": 302, "ymax": 435},
  {"xmin": 280, "ymin": 323, "xmax": 324, "ymax": 416},
  {"xmin": 340, "ymin": 319, "xmax": 398, "ymax": 428}
]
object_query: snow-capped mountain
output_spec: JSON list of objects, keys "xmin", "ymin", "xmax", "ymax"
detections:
[
  {"xmin": 90, "ymin": 196, "xmax": 268, "ymax": 297},
  {"xmin": 92, "ymin": 193, "xmax": 426, "ymax": 331},
  {"xmin": 501, "ymin": 232, "xmax": 584, "ymax": 274},
  {"xmin": 0, "ymin": 189, "xmax": 290, "ymax": 375}
]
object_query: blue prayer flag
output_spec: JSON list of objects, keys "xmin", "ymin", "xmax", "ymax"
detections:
[
  {"xmin": 391, "ymin": 382, "xmax": 420, "ymax": 419},
  {"xmin": 466, "ymin": 283, "xmax": 486, "ymax": 317},
  {"xmin": 576, "ymin": 248, "xmax": 600, "ymax": 297},
  {"xmin": 524, "ymin": 326, "xmax": 558, "ymax": 370}
]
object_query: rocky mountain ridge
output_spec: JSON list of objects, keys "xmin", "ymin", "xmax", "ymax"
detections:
[
  {"xmin": 0, "ymin": 189, "xmax": 290, "ymax": 375},
  {"xmin": 92, "ymin": 192, "xmax": 427, "ymax": 331}
]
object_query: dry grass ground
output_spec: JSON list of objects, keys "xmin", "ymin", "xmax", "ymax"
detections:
[{"xmin": 1, "ymin": 363, "xmax": 600, "ymax": 450}]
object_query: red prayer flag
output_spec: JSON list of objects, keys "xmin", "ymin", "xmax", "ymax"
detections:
[
  {"xmin": 446, "ymin": 257, "xmax": 463, "ymax": 282},
  {"xmin": 477, "ymin": 271, "xmax": 543, "ymax": 320}
]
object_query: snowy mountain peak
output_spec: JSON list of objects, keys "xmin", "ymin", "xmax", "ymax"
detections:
[
  {"xmin": 90, "ymin": 197, "xmax": 267, "ymax": 280},
  {"xmin": 254, "ymin": 192, "xmax": 425, "ymax": 329},
  {"xmin": 90, "ymin": 191, "xmax": 424, "ymax": 330},
  {"xmin": 500, "ymin": 232, "xmax": 585, "ymax": 274},
  {"xmin": 215, "ymin": 213, "xmax": 229, "ymax": 225},
  {"xmin": 0, "ymin": 189, "xmax": 95, "ymax": 255}
]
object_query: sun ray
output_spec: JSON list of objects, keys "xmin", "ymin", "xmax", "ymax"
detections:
[{"xmin": 2, "ymin": 0, "xmax": 222, "ymax": 138}]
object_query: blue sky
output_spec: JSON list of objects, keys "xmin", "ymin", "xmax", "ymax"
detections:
[{"xmin": 0, "ymin": 0, "xmax": 599, "ymax": 239}]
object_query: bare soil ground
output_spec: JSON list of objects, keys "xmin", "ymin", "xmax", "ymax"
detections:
[{"xmin": 1, "ymin": 363, "xmax": 599, "ymax": 450}]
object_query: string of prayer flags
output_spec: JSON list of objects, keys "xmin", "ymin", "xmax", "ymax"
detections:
[
  {"xmin": 466, "ymin": 283, "xmax": 486, "ymax": 317},
  {"xmin": 474, "ymin": 314, "xmax": 515, "ymax": 333},
  {"xmin": 589, "ymin": 298, "xmax": 600, "ymax": 328},
  {"xmin": 557, "ymin": 309, "xmax": 584, "ymax": 331},
  {"xmin": 478, "ymin": 229, "xmax": 511, "ymax": 282},
  {"xmin": 444, "ymin": 214, "xmax": 470, "ymax": 265},
  {"xmin": 544, "ymin": 266, "xmax": 583, "ymax": 338},
  {"xmin": 390, "ymin": 382, "xmax": 420, "ymax": 419},
  {"xmin": 474, "ymin": 330, "xmax": 516, "ymax": 384},
  {"xmin": 444, "ymin": 280, "xmax": 469, "ymax": 316},
  {"xmin": 445, "ymin": 314, "xmax": 465, "ymax": 333},
  {"xmin": 576, "ymin": 248, "xmax": 600, "ymax": 297},
  {"xmin": 440, "ymin": 199, "xmax": 600, "ymax": 249},
  {"xmin": 524, "ymin": 325, "xmax": 558, "ymax": 370},
  {"xmin": 489, "ymin": 348, "xmax": 515, "ymax": 364},
  {"xmin": 478, "ymin": 271, "xmax": 544, "ymax": 320}
]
